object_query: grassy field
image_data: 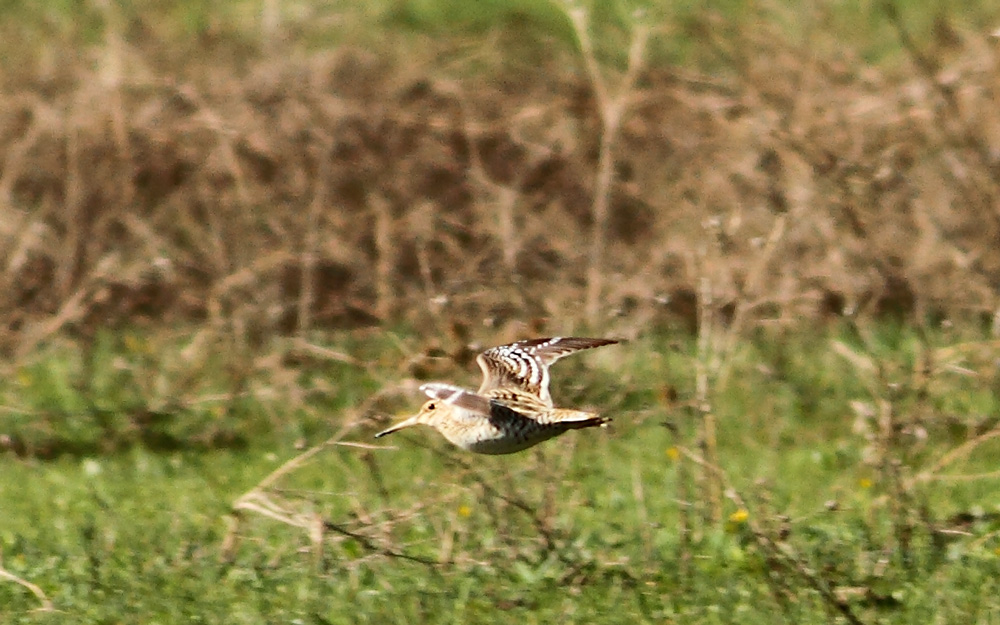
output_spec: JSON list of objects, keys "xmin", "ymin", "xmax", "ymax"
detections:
[
  {"xmin": 3, "ymin": 326, "xmax": 1000, "ymax": 623},
  {"xmin": 4, "ymin": 0, "xmax": 1000, "ymax": 622}
]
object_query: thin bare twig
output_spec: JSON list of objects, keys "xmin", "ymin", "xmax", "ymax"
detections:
[
  {"xmin": 912, "ymin": 426, "xmax": 1000, "ymax": 485},
  {"xmin": 323, "ymin": 521, "xmax": 438, "ymax": 566},
  {"xmin": 561, "ymin": 3, "xmax": 651, "ymax": 324},
  {"xmin": 297, "ymin": 136, "xmax": 329, "ymax": 337},
  {"xmin": 677, "ymin": 446, "xmax": 868, "ymax": 625},
  {"xmin": 0, "ymin": 565, "xmax": 53, "ymax": 612}
]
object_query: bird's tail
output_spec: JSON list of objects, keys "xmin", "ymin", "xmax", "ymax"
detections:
[{"xmin": 549, "ymin": 409, "xmax": 611, "ymax": 429}]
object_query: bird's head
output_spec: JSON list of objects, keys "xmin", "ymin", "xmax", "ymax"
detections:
[{"xmin": 374, "ymin": 399, "xmax": 447, "ymax": 438}]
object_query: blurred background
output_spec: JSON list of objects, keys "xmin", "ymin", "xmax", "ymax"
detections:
[
  {"xmin": 2, "ymin": 1, "xmax": 1000, "ymax": 621},
  {"xmin": 3, "ymin": 0, "xmax": 1000, "ymax": 450},
  {"xmin": 4, "ymin": 1, "xmax": 1000, "ymax": 350}
]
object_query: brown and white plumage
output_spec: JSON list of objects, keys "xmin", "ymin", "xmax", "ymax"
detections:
[
  {"xmin": 475, "ymin": 337, "xmax": 618, "ymax": 406},
  {"xmin": 375, "ymin": 337, "xmax": 619, "ymax": 454}
]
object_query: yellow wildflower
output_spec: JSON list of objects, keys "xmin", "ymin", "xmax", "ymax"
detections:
[{"xmin": 124, "ymin": 333, "xmax": 144, "ymax": 353}]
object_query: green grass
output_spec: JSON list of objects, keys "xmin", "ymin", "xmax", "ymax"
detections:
[
  {"xmin": 2, "ymin": 0, "xmax": 998, "ymax": 70},
  {"xmin": 3, "ymin": 325, "xmax": 1000, "ymax": 622}
]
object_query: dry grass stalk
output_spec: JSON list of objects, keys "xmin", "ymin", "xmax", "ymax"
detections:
[
  {"xmin": 688, "ymin": 210, "xmax": 788, "ymax": 524},
  {"xmin": 3, "ymin": 8, "xmax": 1000, "ymax": 358},
  {"xmin": 370, "ymin": 193, "xmax": 396, "ymax": 320},
  {"xmin": 222, "ymin": 376, "xmax": 450, "ymax": 565},
  {"xmin": 912, "ymin": 425, "xmax": 1000, "ymax": 485},
  {"xmin": 15, "ymin": 257, "xmax": 115, "ymax": 360},
  {"xmin": 222, "ymin": 438, "xmax": 434, "ymax": 565},
  {"xmin": 834, "ymin": 337, "xmax": 916, "ymax": 559},
  {"xmin": 297, "ymin": 137, "xmax": 330, "ymax": 337},
  {"xmin": 678, "ymin": 446, "xmax": 869, "ymax": 625},
  {"xmin": 0, "ymin": 98, "xmax": 47, "ymax": 207},
  {"xmin": 561, "ymin": 2, "xmax": 651, "ymax": 324},
  {"xmin": 0, "ymin": 563, "xmax": 53, "ymax": 613},
  {"xmin": 834, "ymin": 332, "xmax": 1000, "ymax": 564},
  {"xmin": 674, "ymin": 438, "xmax": 693, "ymax": 581},
  {"xmin": 716, "ymin": 214, "xmax": 788, "ymax": 388},
  {"xmin": 458, "ymin": 92, "xmax": 536, "ymax": 276},
  {"xmin": 629, "ymin": 455, "xmax": 654, "ymax": 567},
  {"xmin": 695, "ymin": 273, "xmax": 722, "ymax": 523},
  {"xmin": 260, "ymin": 0, "xmax": 282, "ymax": 45}
]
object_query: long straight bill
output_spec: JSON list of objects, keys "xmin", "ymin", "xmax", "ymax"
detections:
[{"xmin": 374, "ymin": 415, "xmax": 421, "ymax": 438}]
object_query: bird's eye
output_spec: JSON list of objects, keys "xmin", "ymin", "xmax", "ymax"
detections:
[{"xmin": 427, "ymin": 402, "xmax": 436, "ymax": 410}]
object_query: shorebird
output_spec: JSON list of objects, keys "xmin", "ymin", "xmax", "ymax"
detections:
[{"xmin": 375, "ymin": 337, "xmax": 619, "ymax": 454}]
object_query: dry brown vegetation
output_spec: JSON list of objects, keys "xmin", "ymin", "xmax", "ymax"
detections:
[
  {"xmin": 2, "ymin": 8, "xmax": 1000, "ymax": 359},
  {"xmin": 5, "ymin": 9, "xmax": 1000, "ymax": 620}
]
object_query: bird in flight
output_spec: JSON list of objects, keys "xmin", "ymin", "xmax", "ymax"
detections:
[{"xmin": 375, "ymin": 337, "xmax": 619, "ymax": 454}]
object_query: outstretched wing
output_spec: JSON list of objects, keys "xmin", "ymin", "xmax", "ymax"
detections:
[{"xmin": 476, "ymin": 337, "xmax": 619, "ymax": 405}]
